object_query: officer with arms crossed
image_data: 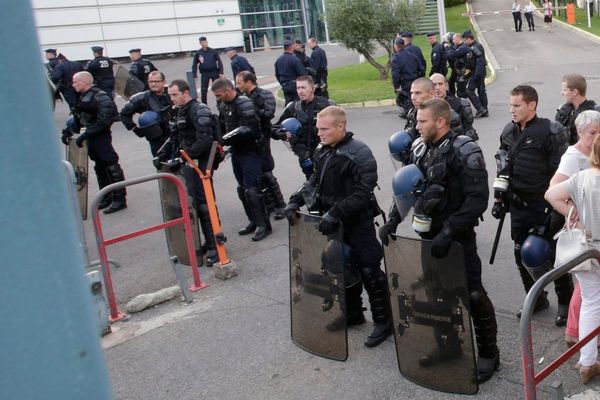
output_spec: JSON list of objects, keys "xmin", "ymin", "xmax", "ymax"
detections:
[
  {"xmin": 492, "ymin": 85, "xmax": 573, "ymax": 325},
  {"xmin": 212, "ymin": 78, "xmax": 272, "ymax": 241},
  {"xmin": 62, "ymin": 71, "xmax": 127, "ymax": 214},
  {"xmin": 275, "ymin": 75, "xmax": 331, "ymax": 179},
  {"xmin": 379, "ymin": 98, "xmax": 499, "ymax": 382},
  {"xmin": 86, "ymin": 46, "xmax": 115, "ymax": 99},
  {"xmin": 285, "ymin": 106, "xmax": 393, "ymax": 348},
  {"xmin": 556, "ymin": 74, "xmax": 600, "ymax": 145},
  {"xmin": 120, "ymin": 71, "xmax": 172, "ymax": 157},
  {"xmin": 192, "ymin": 37, "xmax": 224, "ymax": 105}
]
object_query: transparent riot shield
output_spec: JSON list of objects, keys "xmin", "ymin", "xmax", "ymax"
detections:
[
  {"xmin": 384, "ymin": 234, "xmax": 478, "ymax": 394},
  {"xmin": 66, "ymin": 139, "xmax": 88, "ymax": 220},
  {"xmin": 289, "ymin": 212, "xmax": 347, "ymax": 361},
  {"xmin": 158, "ymin": 167, "xmax": 202, "ymax": 266},
  {"xmin": 114, "ymin": 65, "xmax": 144, "ymax": 100}
]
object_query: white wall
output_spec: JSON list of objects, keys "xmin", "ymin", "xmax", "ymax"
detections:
[{"xmin": 32, "ymin": 0, "xmax": 244, "ymax": 61}]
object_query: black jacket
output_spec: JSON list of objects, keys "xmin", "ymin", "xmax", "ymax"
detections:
[
  {"xmin": 129, "ymin": 59, "xmax": 157, "ymax": 88},
  {"xmin": 289, "ymin": 132, "xmax": 379, "ymax": 225},
  {"xmin": 217, "ymin": 94, "xmax": 261, "ymax": 153},
  {"xmin": 499, "ymin": 116, "xmax": 568, "ymax": 197},
  {"xmin": 230, "ymin": 54, "xmax": 255, "ymax": 78},
  {"xmin": 391, "ymin": 49, "xmax": 421, "ymax": 90},
  {"xmin": 73, "ymin": 87, "xmax": 118, "ymax": 139},
  {"xmin": 404, "ymin": 44, "xmax": 426, "ymax": 77},
  {"xmin": 86, "ymin": 56, "xmax": 115, "ymax": 92},
  {"xmin": 175, "ymin": 99, "xmax": 218, "ymax": 160},
  {"xmin": 274, "ymin": 52, "xmax": 306, "ymax": 89},
  {"xmin": 429, "ymin": 41, "xmax": 447, "ymax": 76},
  {"xmin": 555, "ymin": 99, "xmax": 599, "ymax": 145},
  {"xmin": 192, "ymin": 47, "xmax": 223, "ymax": 76},
  {"xmin": 120, "ymin": 90, "xmax": 172, "ymax": 133},
  {"xmin": 446, "ymin": 93, "xmax": 476, "ymax": 139},
  {"xmin": 50, "ymin": 60, "xmax": 83, "ymax": 88}
]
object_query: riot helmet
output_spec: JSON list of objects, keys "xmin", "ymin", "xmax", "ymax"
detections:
[
  {"xmin": 137, "ymin": 111, "xmax": 163, "ymax": 139},
  {"xmin": 321, "ymin": 239, "xmax": 360, "ymax": 287},
  {"xmin": 281, "ymin": 118, "xmax": 302, "ymax": 136},
  {"xmin": 521, "ymin": 235, "xmax": 553, "ymax": 281},
  {"xmin": 392, "ymin": 164, "xmax": 424, "ymax": 220},
  {"xmin": 388, "ymin": 130, "xmax": 413, "ymax": 168}
]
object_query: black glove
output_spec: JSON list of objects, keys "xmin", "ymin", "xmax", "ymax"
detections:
[
  {"xmin": 378, "ymin": 217, "xmax": 401, "ymax": 246},
  {"xmin": 491, "ymin": 201, "xmax": 506, "ymax": 220},
  {"xmin": 75, "ymin": 135, "xmax": 86, "ymax": 148},
  {"xmin": 61, "ymin": 129, "xmax": 72, "ymax": 145},
  {"xmin": 541, "ymin": 210, "xmax": 566, "ymax": 240},
  {"xmin": 132, "ymin": 126, "xmax": 145, "ymax": 138},
  {"xmin": 431, "ymin": 227, "xmax": 454, "ymax": 259},
  {"xmin": 272, "ymin": 128, "xmax": 288, "ymax": 141},
  {"xmin": 318, "ymin": 212, "xmax": 339, "ymax": 235},
  {"xmin": 284, "ymin": 203, "xmax": 300, "ymax": 225}
]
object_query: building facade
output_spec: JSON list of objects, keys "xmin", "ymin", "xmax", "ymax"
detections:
[{"xmin": 33, "ymin": 0, "xmax": 328, "ymax": 61}]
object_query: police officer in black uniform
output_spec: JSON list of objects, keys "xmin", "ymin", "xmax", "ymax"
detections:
[
  {"xmin": 492, "ymin": 85, "xmax": 572, "ymax": 325},
  {"xmin": 62, "ymin": 71, "xmax": 126, "ymax": 214},
  {"xmin": 129, "ymin": 48, "xmax": 157, "ymax": 91},
  {"xmin": 51, "ymin": 53, "xmax": 84, "ymax": 110},
  {"xmin": 86, "ymin": 46, "xmax": 115, "ymax": 99},
  {"xmin": 555, "ymin": 73, "xmax": 600, "ymax": 145},
  {"xmin": 192, "ymin": 37, "xmax": 224, "ymax": 105},
  {"xmin": 431, "ymin": 73, "xmax": 478, "ymax": 141},
  {"xmin": 308, "ymin": 37, "xmax": 328, "ymax": 99},
  {"xmin": 463, "ymin": 32, "xmax": 488, "ymax": 118},
  {"xmin": 212, "ymin": 78, "xmax": 272, "ymax": 241},
  {"xmin": 285, "ymin": 105, "xmax": 393, "ymax": 348},
  {"xmin": 226, "ymin": 47, "xmax": 255, "ymax": 79},
  {"xmin": 236, "ymin": 71, "xmax": 287, "ymax": 220},
  {"xmin": 45, "ymin": 49, "xmax": 58, "ymax": 73},
  {"xmin": 274, "ymin": 75, "xmax": 331, "ymax": 179},
  {"xmin": 400, "ymin": 32, "xmax": 426, "ymax": 77},
  {"xmin": 274, "ymin": 40, "xmax": 307, "ymax": 105},
  {"xmin": 120, "ymin": 71, "xmax": 171, "ymax": 157},
  {"xmin": 426, "ymin": 32, "xmax": 447, "ymax": 77},
  {"xmin": 379, "ymin": 98, "xmax": 499, "ymax": 382},
  {"xmin": 161, "ymin": 79, "xmax": 221, "ymax": 266},
  {"xmin": 446, "ymin": 33, "xmax": 472, "ymax": 100},
  {"xmin": 392, "ymin": 38, "xmax": 421, "ymax": 118},
  {"xmin": 293, "ymin": 39, "xmax": 314, "ymax": 76}
]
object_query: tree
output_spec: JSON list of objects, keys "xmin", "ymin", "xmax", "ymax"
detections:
[{"xmin": 327, "ymin": 0, "xmax": 425, "ymax": 80}]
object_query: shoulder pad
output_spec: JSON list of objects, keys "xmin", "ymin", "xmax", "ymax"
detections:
[
  {"xmin": 236, "ymin": 95, "xmax": 255, "ymax": 110},
  {"xmin": 284, "ymin": 101, "xmax": 297, "ymax": 114},
  {"xmin": 130, "ymin": 91, "xmax": 149, "ymax": 103},
  {"xmin": 314, "ymin": 96, "xmax": 331, "ymax": 110},
  {"xmin": 258, "ymin": 89, "xmax": 275, "ymax": 103},
  {"xmin": 454, "ymin": 136, "xmax": 487, "ymax": 170},
  {"xmin": 192, "ymin": 102, "xmax": 212, "ymax": 117},
  {"xmin": 549, "ymin": 120, "xmax": 567, "ymax": 135}
]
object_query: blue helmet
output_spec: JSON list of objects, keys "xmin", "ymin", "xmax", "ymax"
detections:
[
  {"xmin": 138, "ymin": 111, "xmax": 160, "ymax": 129},
  {"xmin": 321, "ymin": 239, "xmax": 360, "ymax": 287},
  {"xmin": 521, "ymin": 235, "xmax": 553, "ymax": 280},
  {"xmin": 388, "ymin": 130, "xmax": 413, "ymax": 164},
  {"xmin": 281, "ymin": 118, "xmax": 302, "ymax": 136},
  {"xmin": 66, "ymin": 116, "xmax": 80, "ymax": 134},
  {"xmin": 392, "ymin": 164, "xmax": 424, "ymax": 219}
]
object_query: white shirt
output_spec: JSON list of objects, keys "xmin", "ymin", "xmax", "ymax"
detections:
[
  {"xmin": 524, "ymin": 4, "xmax": 536, "ymax": 12},
  {"xmin": 513, "ymin": 2, "xmax": 521, "ymax": 12},
  {"xmin": 556, "ymin": 146, "xmax": 591, "ymax": 177}
]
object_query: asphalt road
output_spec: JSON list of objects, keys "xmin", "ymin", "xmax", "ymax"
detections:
[{"xmin": 56, "ymin": 1, "xmax": 600, "ymax": 398}]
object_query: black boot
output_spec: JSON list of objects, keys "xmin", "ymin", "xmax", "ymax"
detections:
[
  {"xmin": 245, "ymin": 187, "xmax": 272, "ymax": 241},
  {"xmin": 262, "ymin": 172, "xmax": 286, "ymax": 220},
  {"xmin": 103, "ymin": 164, "xmax": 127, "ymax": 214},
  {"xmin": 555, "ymin": 273, "xmax": 574, "ymax": 326},
  {"xmin": 198, "ymin": 204, "xmax": 217, "ymax": 267},
  {"xmin": 516, "ymin": 291, "xmax": 549, "ymax": 318},
  {"xmin": 94, "ymin": 165, "xmax": 112, "ymax": 209},
  {"xmin": 360, "ymin": 266, "xmax": 393, "ymax": 347},
  {"xmin": 327, "ymin": 281, "xmax": 366, "ymax": 331},
  {"xmin": 237, "ymin": 186, "xmax": 256, "ymax": 235},
  {"xmin": 470, "ymin": 289, "xmax": 500, "ymax": 382},
  {"xmin": 556, "ymin": 304, "xmax": 569, "ymax": 327}
]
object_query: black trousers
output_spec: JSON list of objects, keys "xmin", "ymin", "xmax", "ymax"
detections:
[
  {"xmin": 513, "ymin": 11, "xmax": 523, "ymax": 31},
  {"xmin": 200, "ymin": 71, "xmax": 219, "ymax": 104},
  {"xmin": 524, "ymin": 12, "xmax": 535, "ymax": 30},
  {"xmin": 88, "ymin": 134, "xmax": 119, "ymax": 167}
]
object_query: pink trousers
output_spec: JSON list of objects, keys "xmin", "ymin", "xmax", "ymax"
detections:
[{"xmin": 566, "ymin": 280, "xmax": 582, "ymax": 338}]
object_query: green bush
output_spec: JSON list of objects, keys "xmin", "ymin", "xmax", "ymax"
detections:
[{"xmin": 445, "ymin": 0, "xmax": 465, "ymax": 7}]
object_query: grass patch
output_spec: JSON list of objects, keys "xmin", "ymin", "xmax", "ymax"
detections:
[{"xmin": 329, "ymin": 3, "xmax": 475, "ymax": 104}]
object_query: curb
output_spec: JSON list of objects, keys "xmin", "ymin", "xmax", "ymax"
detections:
[
  {"xmin": 466, "ymin": 2, "xmax": 498, "ymax": 86},
  {"xmin": 534, "ymin": 9, "xmax": 600, "ymax": 44},
  {"xmin": 274, "ymin": 90, "xmax": 397, "ymax": 109}
]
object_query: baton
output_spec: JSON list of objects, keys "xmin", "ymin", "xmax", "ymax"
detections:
[{"xmin": 489, "ymin": 214, "xmax": 505, "ymax": 265}]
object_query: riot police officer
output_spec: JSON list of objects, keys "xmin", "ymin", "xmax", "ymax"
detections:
[
  {"xmin": 446, "ymin": 33, "xmax": 472, "ymax": 100},
  {"xmin": 120, "ymin": 71, "xmax": 172, "ymax": 157},
  {"xmin": 308, "ymin": 37, "xmax": 329, "ymax": 98},
  {"xmin": 285, "ymin": 106, "xmax": 393, "ymax": 348},
  {"xmin": 426, "ymin": 32, "xmax": 447, "ymax": 77},
  {"xmin": 62, "ymin": 71, "xmax": 126, "ymax": 214},
  {"xmin": 86, "ymin": 46, "xmax": 115, "ymax": 99},
  {"xmin": 162, "ymin": 79, "xmax": 221, "ymax": 266},
  {"xmin": 379, "ymin": 98, "xmax": 499, "ymax": 382},
  {"xmin": 129, "ymin": 48, "xmax": 157, "ymax": 91},
  {"xmin": 391, "ymin": 38, "xmax": 421, "ymax": 118},
  {"xmin": 51, "ymin": 53, "xmax": 84, "ymax": 110},
  {"xmin": 431, "ymin": 73, "xmax": 478, "ymax": 141},
  {"xmin": 274, "ymin": 75, "xmax": 331, "ymax": 179},
  {"xmin": 236, "ymin": 71, "xmax": 287, "ymax": 220},
  {"xmin": 192, "ymin": 37, "xmax": 224, "ymax": 105},
  {"xmin": 212, "ymin": 78, "xmax": 272, "ymax": 241},
  {"xmin": 492, "ymin": 85, "xmax": 572, "ymax": 325},
  {"xmin": 274, "ymin": 40, "xmax": 306, "ymax": 105},
  {"xmin": 555, "ymin": 74, "xmax": 600, "ymax": 145},
  {"xmin": 463, "ymin": 32, "xmax": 488, "ymax": 118},
  {"xmin": 293, "ymin": 39, "xmax": 313, "ymax": 76}
]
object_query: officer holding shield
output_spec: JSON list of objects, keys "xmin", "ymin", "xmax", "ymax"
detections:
[
  {"xmin": 379, "ymin": 98, "xmax": 499, "ymax": 382},
  {"xmin": 285, "ymin": 106, "xmax": 393, "ymax": 348}
]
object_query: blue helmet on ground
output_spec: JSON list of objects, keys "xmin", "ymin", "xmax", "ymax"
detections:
[
  {"xmin": 138, "ymin": 111, "xmax": 160, "ymax": 129},
  {"xmin": 66, "ymin": 116, "xmax": 80, "ymax": 134},
  {"xmin": 392, "ymin": 164, "xmax": 424, "ymax": 219},
  {"xmin": 321, "ymin": 239, "xmax": 360, "ymax": 287},
  {"xmin": 281, "ymin": 118, "xmax": 302, "ymax": 136},
  {"xmin": 388, "ymin": 130, "xmax": 413, "ymax": 164},
  {"xmin": 521, "ymin": 235, "xmax": 553, "ymax": 280}
]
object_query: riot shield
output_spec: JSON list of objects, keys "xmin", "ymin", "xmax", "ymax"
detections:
[
  {"xmin": 384, "ymin": 235, "xmax": 478, "ymax": 394},
  {"xmin": 289, "ymin": 212, "xmax": 347, "ymax": 361},
  {"xmin": 66, "ymin": 140, "xmax": 88, "ymax": 220},
  {"xmin": 158, "ymin": 167, "xmax": 202, "ymax": 266},
  {"xmin": 114, "ymin": 65, "xmax": 144, "ymax": 100}
]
